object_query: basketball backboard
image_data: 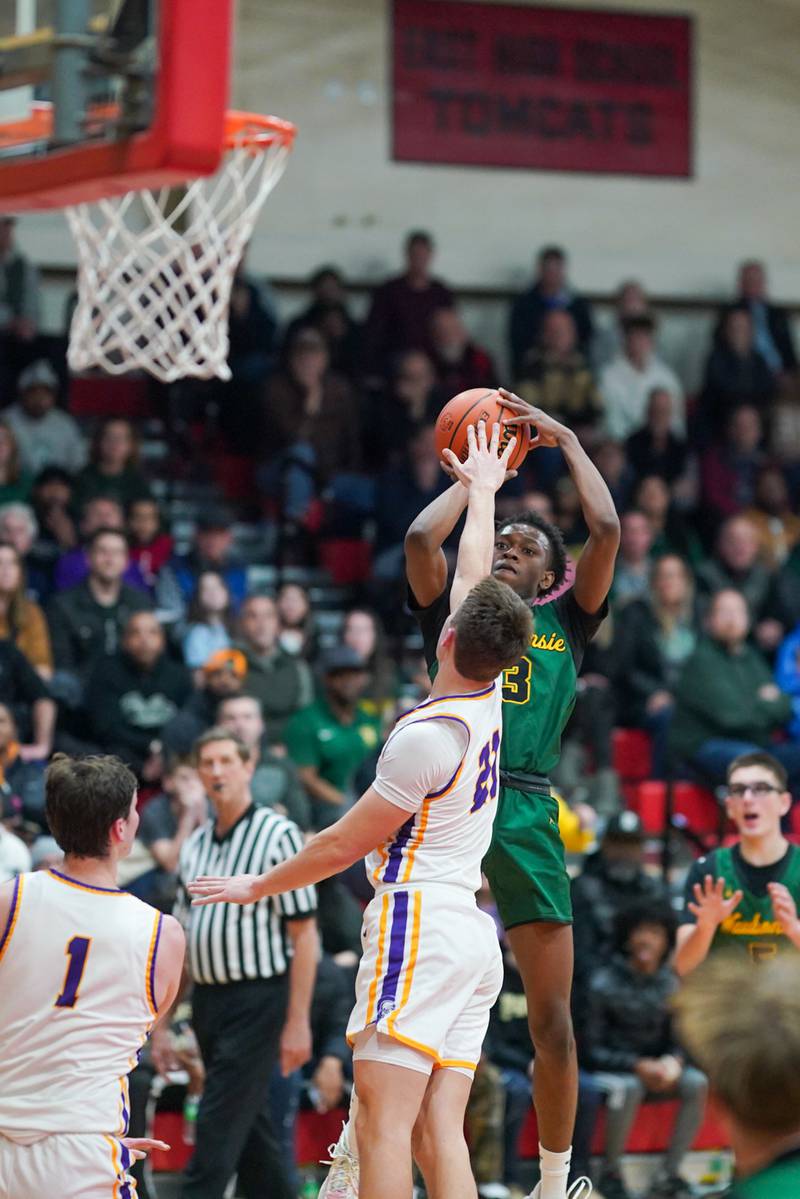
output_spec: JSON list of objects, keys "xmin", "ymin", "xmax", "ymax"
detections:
[{"xmin": 0, "ymin": 0, "xmax": 234, "ymax": 210}]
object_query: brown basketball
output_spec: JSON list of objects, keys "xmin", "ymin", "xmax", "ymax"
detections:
[{"xmin": 434, "ymin": 388, "xmax": 530, "ymax": 472}]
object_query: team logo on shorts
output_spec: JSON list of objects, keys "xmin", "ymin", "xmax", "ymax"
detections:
[{"xmin": 377, "ymin": 998, "xmax": 396, "ymax": 1020}]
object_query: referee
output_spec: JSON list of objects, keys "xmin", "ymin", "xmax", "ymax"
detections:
[{"xmin": 154, "ymin": 726, "xmax": 318, "ymax": 1199}]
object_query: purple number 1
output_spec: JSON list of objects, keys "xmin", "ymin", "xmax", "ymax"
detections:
[{"xmin": 55, "ymin": 935, "xmax": 91, "ymax": 1008}]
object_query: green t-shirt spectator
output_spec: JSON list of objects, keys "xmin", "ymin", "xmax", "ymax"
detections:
[{"xmin": 285, "ymin": 695, "xmax": 381, "ymax": 830}]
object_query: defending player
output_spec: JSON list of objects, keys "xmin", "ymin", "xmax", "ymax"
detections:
[
  {"xmin": 676, "ymin": 751, "xmax": 800, "ymax": 975},
  {"xmin": 405, "ymin": 392, "xmax": 619, "ymax": 1199},
  {"xmin": 0, "ymin": 753, "xmax": 185, "ymax": 1199},
  {"xmin": 189, "ymin": 423, "xmax": 534, "ymax": 1199}
]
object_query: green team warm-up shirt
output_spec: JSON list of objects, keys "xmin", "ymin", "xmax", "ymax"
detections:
[{"xmin": 730, "ymin": 1147, "xmax": 800, "ymax": 1199}]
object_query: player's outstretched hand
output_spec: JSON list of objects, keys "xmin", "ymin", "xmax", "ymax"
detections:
[
  {"xmin": 497, "ymin": 388, "xmax": 567, "ymax": 449},
  {"xmin": 120, "ymin": 1137, "xmax": 171, "ymax": 1162},
  {"xmin": 768, "ymin": 882, "xmax": 800, "ymax": 943},
  {"xmin": 442, "ymin": 420, "xmax": 516, "ymax": 493},
  {"xmin": 189, "ymin": 874, "xmax": 263, "ymax": 906},
  {"xmin": 687, "ymin": 874, "xmax": 743, "ymax": 929}
]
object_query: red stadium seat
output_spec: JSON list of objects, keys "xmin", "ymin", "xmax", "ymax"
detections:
[
  {"xmin": 631, "ymin": 781, "xmax": 722, "ymax": 838},
  {"xmin": 612, "ymin": 729, "xmax": 653, "ymax": 782},
  {"xmin": 518, "ymin": 1101, "xmax": 728, "ymax": 1158},
  {"xmin": 212, "ymin": 453, "xmax": 257, "ymax": 502},
  {"xmin": 319, "ymin": 538, "xmax": 372, "ymax": 585}
]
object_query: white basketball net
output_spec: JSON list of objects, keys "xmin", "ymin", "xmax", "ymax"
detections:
[{"xmin": 65, "ymin": 124, "xmax": 292, "ymax": 383}]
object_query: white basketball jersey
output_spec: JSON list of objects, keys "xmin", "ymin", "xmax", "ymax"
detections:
[
  {"xmin": 0, "ymin": 869, "xmax": 163, "ymax": 1140},
  {"xmin": 366, "ymin": 682, "xmax": 503, "ymax": 893}
]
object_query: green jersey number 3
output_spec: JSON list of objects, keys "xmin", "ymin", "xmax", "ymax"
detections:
[{"xmin": 502, "ymin": 657, "xmax": 532, "ymax": 705}]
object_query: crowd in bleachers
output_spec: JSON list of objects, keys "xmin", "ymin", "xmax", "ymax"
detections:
[{"xmin": 2, "ymin": 209, "xmax": 800, "ymax": 1196}]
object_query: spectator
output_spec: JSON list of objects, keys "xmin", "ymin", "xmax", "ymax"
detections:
[
  {"xmin": 284, "ymin": 645, "xmax": 381, "ymax": 832},
  {"xmin": 373, "ymin": 350, "xmax": 444, "ymax": 468},
  {"xmin": 669, "ymin": 589, "xmax": 800, "ymax": 790},
  {"xmin": 612, "ymin": 555, "xmax": 698, "ymax": 774},
  {"xmin": 582, "ymin": 902, "xmax": 707, "ymax": 1199},
  {"xmin": 161, "ymin": 647, "xmax": 247, "ymax": 757},
  {"xmin": 591, "ymin": 439, "xmax": 635, "ymax": 513},
  {"xmin": 699, "ymin": 401, "xmax": 765, "ymax": 529},
  {"xmin": 625, "ymin": 387, "xmax": 690, "ymax": 488},
  {"xmin": 373, "ymin": 424, "xmax": 449, "ymax": 588},
  {"xmin": 716, "ymin": 258, "xmax": 798, "ymax": 376},
  {"xmin": 701, "ymin": 306, "xmax": 777, "ymax": 437},
  {"xmin": 634, "ymin": 476, "xmax": 703, "ymax": 566},
  {"xmin": 0, "ymin": 421, "xmax": 31, "ymax": 505},
  {"xmin": 171, "ymin": 508, "xmax": 248, "ymax": 612},
  {"xmin": 217, "ymin": 693, "xmax": 310, "ymax": 829},
  {"xmin": 237, "ymin": 593, "xmax": 314, "ymax": 743},
  {"xmin": 696, "ymin": 514, "xmax": 790, "ymax": 652},
  {"xmin": 744, "ymin": 466, "xmax": 800, "ymax": 569},
  {"xmin": 363, "ymin": 230, "xmax": 454, "ymax": 378},
  {"xmin": 0, "ymin": 700, "xmax": 46, "ymax": 830},
  {"xmin": 84, "ymin": 610, "xmax": 192, "ymax": 776},
  {"xmin": 73, "ymin": 418, "xmax": 153, "ymax": 512},
  {"xmin": 600, "ymin": 315, "xmax": 684, "ymax": 441},
  {"xmin": 0, "ymin": 637, "xmax": 54, "ymax": 760},
  {"xmin": 776, "ymin": 622, "xmax": 800, "ymax": 740},
  {"xmin": 135, "ymin": 755, "xmax": 208, "ymax": 910},
  {"xmin": 54, "ymin": 496, "xmax": 148, "ymax": 593},
  {"xmin": 341, "ymin": 607, "xmax": 399, "ymax": 723},
  {"xmin": 285, "ymin": 267, "xmax": 362, "ymax": 380},
  {"xmin": 591, "ymin": 278, "xmax": 650, "ymax": 369},
  {"xmin": 182, "ymin": 570, "xmax": 234, "ymax": 671},
  {"xmin": 516, "ymin": 308, "xmax": 602, "ymax": 437},
  {"xmin": 29, "ymin": 467, "xmax": 77, "ymax": 573},
  {"xmin": 47, "ymin": 526, "xmax": 152, "ymax": 681},
  {"xmin": 3, "ymin": 359, "xmax": 87, "ymax": 475},
  {"xmin": 0, "ymin": 541, "xmax": 52, "ymax": 678},
  {"xmin": 227, "ymin": 253, "xmax": 278, "ymax": 385},
  {"xmin": 610, "ymin": 511, "xmax": 654, "ymax": 608},
  {"xmin": 0, "ymin": 216, "xmax": 40, "ymax": 388},
  {"xmin": 276, "ymin": 582, "xmax": 317, "ymax": 659},
  {"xmin": 127, "ymin": 497, "xmax": 174, "ymax": 590},
  {"xmin": 509, "ymin": 245, "xmax": 593, "ymax": 376},
  {"xmin": 260, "ymin": 327, "xmax": 362, "ymax": 522},
  {"xmin": 303, "ymin": 952, "xmax": 354, "ymax": 1112},
  {"xmin": 428, "ymin": 305, "xmax": 497, "ymax": 396},
  {"xmin": 0, "ymin": 500, "xmax": 49, "ymax": 601}
]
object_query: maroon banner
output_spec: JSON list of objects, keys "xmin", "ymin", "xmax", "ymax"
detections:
[{"xmin": 392, "ymin": 1, "xmax": 693, "ymax": 177}]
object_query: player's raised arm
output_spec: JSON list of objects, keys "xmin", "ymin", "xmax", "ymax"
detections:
[{"xmin": 443, "ymin": 421, "xmax": 517, "ymax": 614}]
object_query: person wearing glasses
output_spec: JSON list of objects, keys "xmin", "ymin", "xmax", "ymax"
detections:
[{"xmin": 675, "ymin": 751, "xmax": 800, "ymax": 976}]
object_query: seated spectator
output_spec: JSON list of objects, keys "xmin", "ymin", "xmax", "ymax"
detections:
[
  {"xmin": 0, "ymin": 541, "xmax": 52, "ymax": 679},
  {"xmin": 284, "ymin": 265, "xmax": 362, "ymax": 380},
  {"xmin": 582, "ymin": 902, "xmax": 707, "ymax": 1199},
  {"xmin": 373, "ymin": 350, "xmax": 444, "ymax": 467},
  {"xmin": 696, "ymin": 513, "xmax": 790, "ymax": 653},
  {"xmin": 0, "ymin": 216, "xmax": 40, "ymax": 390},
  {"xmin": 227, "ymin": 252, "xmax": 278, "ymax": 385},
  {"xmin": 170, "ymin": 508, "xmax": 247, "ymax": 612},
  {"xmin": 127, "ymin": 496, "xmax": 174, "ymax": 590},
  {"xmin": 600, "ymin": 315, "xmax": 684, "ymax": 441},
  {"xmin": 516, "ymin": 308, "xmax": 602, "ymax": 438},
  {"xmin": 509, "ymin": 244, "xmax": 594, "ymax": 375},
  {"xmin": 363, "ymin": 230, "xmax": 454, "ymax": 379},
  {"xmin": 276, "ymin": 581, "xmax": 317, "ymax": 659},
  {"xmin": 303, "ymin": 952, "xmax": 354, "ymax": 1111},
  {"xmin": 259, "ymin": 327, "xmax": 362, "ymax": 524},
  {"xmin": 28, "ymin": 466, "xmax": 77, "ymax": 587},
  {"xmin": 341, "ymin": 607, "xmax": 399, "ymax": 724},
  {"xmin": 625, "ymin": 387, "xmax": 690, "ymax": 489},
  {"xmin": 0, "ymin": 637, "xmax": 54, "ymax": 761},
  {"xmin": 161, "ymin": 647, "xmax": 246, "ymax": 756},
  {"xmin": 54, "ymin": 495, "xmax": 148, "ymax": 593},
  {"xmin": 669, "ymin": 588, "xmax": 800, "ymax": 790},
  {"xmin": 776, "ymin": 623, "xmax": 800, "ymax": 741},
  {"xmin": 84, "ymin": 610, "xmax": 192, "ymax": 777},
  {"xmin": 237, "ymin": 593, "xmax": 314, "ymax": 743},
  {"xmin": 612, "ymin": 554, "xmax": 698, "ymax": 775},
  {"xmin": 0, "ymin": 501, "xmax": 49, "ymax": 602},
  {"xmin": 217, "ymin": 693, "xmax": 310, "ymax": 829},
  {"xmin": 0, "ymin": 421, "xmax": 31, "ymax": 505},
  {"xmin": 700, "ymin": 404, "xmax": 766, "ymax": 529},
  {"xmin": 634, "ymin": 476, "xmax": 704, "ymax": 566},
  {"xmin": 73, "ymin": 418, "xmax": 152, "ymax": 513},
  {"xmin": 744, "ymin": 465, "xmax": 800, "ymax": 569},
  {"xmin": 715, "ymin": 258, "xmax": 797, "ymax": 377},
  {"xmin": 700, "ymin": 306, "xmax": 777, "ymax": 438},
  {"xmin": 47, "ymin": 526, "xmax": 152, "ymax": 685},
  {"xmin": 182, "ymin": 570, "xmax": 234, "ymax": 671},
  {"xmin": 610, "ymin": 511, "xmax": 654, "ymax": 609},
  {"xmin": 591, "ymin": 278, "xmax": 650, "ymax": 369},
  {"xmin": 4, "ymin": 359, "xmax": 87, "ymax": 476},
  {"xmin": 134, "ymin": 754, "xmax": 208, "ymax": 910},
  {"xmin": 591, "ymin": 439, "xmax": 635, "ymax": 513},
  {"xmin": 428, "ymin": 305, "xmax": 497, "ymax": 396},
  {"xmin": 0, "ymin": 701, "xmax": 46, "ymax": 830}
]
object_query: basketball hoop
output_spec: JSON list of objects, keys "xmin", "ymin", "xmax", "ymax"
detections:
[{"xmin": 58, "ymin": 109, "xmax": 296, "ymax": 382}]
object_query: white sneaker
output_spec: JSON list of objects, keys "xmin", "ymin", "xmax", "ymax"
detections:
[
  {"xmin": 318, "ymin": 1122, "xmax": 360, "ymax": 1199},
  {"xmin": 528, "ymin": 1179, "xmax": 593, "ymax": 1199}
]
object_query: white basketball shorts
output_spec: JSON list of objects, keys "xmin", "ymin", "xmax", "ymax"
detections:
[{"xmin": 0, "ymin": 1130, "xmax": 137, "ymax": 1198}]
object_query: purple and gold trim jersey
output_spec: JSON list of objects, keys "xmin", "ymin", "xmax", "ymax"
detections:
[
  {"xmin": 0, "ymin": 869, "xmax": 162, "ymax": 1140},
  {"xmin": 366, "ymin": 682, "xmax": 503, "ymax": 893}
]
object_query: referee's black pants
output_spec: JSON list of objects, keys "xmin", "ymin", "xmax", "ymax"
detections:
[{"xmin": 182, "ymin": 976, "xmax": 292, "ymax": 1199}]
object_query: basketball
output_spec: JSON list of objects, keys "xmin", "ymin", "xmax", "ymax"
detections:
[{"xmin": 434, "ymin": 388, "xmax": 531, "ymax": 472}]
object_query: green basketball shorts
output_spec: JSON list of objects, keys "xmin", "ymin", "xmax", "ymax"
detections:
[{"xmin": 482, "ymin": 785, "xmax": 573, "ymax": 929}]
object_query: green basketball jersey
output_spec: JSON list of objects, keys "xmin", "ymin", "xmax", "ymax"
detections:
[
  {"xmin": 701, "ymin": 844, "xmax": 800, "ymax": 963},
  {"xmin": 730, "ymin": 1149, "xmax": 800, "ymax": 1199},
  {"xmin": 411, "ymin": 585, "xmax": 605, "ymax": 776}
]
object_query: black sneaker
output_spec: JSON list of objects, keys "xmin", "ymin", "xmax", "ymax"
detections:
[
  {"xmin": 597, "ymin": 1168, "xmax": 634, "ymax": 1199},
  {"xmin": 647, "ymin": 1175, "xmax": 698, "ymax": 1199}
]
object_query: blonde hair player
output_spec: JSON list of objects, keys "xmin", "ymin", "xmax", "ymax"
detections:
[
  {"xmin": 190, "ymin": 423, "xmax": 533, "ymax": 1199},
  {"xmin": 0, "ymin": 753, "xmax": 185, "ymax": 1199}
]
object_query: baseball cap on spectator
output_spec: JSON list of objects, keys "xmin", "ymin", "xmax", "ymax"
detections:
[
  {"xmin": 603, "ymin": 811, "xmax": 644, "ymax": 842},
  {"xmin": 321, "ymin": 646, "xmax": 367, "ymax": 674},
  {"xmin": 17, "ymin": 359, "xmax": 59, "ymax": 394},
  {"xmin": 196, "ymin": 506, "xmax": 234, "ymax": 532},
  {"xmin": 203, "ymin": 648, "xmax": 248, "ymax": 679}
]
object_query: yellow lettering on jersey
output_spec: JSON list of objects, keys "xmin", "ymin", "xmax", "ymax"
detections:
[
  {"xmin": 721, "ymin": 912, "xmax": 785, "ymax": 937},
  {"xmin": 529, "ymin": 632, "xmax": 566, "ymax": 653}
]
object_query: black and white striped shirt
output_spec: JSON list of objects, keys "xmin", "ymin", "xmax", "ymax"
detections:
[{"xmin": 175, "ymin": 805, "xmax": 316, "ymax": 985}]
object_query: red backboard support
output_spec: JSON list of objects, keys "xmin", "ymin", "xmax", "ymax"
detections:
[{"xmin": 0, "ymin": 0, "xmax": 233, "ymax": 211}]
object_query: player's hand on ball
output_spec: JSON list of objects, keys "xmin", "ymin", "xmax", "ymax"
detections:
[
  {"xmin": 442, "ymin": 421, "xmax": 516, "ymax": 493},
  {"xmin": 120, "ymin": 1137, "xmax": 171, "ymax": 1161},
  {"xmin": 497, "ymin": 389, "xmax": 565, "ymax": 449},
  {"xmin": 189, "ymin": 874, "xmax": 263, "ymax": 905},
  {"xmin": 687, "ymin": 874, "xmax": 743, "ymax": 929}
]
